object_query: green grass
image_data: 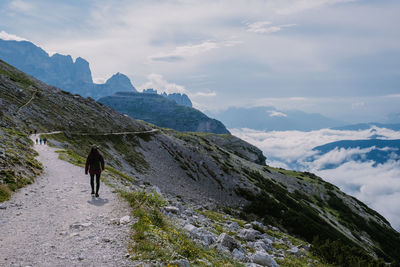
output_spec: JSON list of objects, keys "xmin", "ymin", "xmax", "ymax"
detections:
[
  {"xmin": 0, "ymin": 65, "xmax": 36, "ymax": 88},
  {"xmin": 276, "ymin": 253, "xmax": 334, "ymax": 267},
  {"xmin": 120, "ymin": 190, "xmax": 243, "ymax": 266},
  {"xmin": 0, "ymin": 127, "xmax": 43, "ymax": 201},
  {"xmin": 0, "ymin": 184, "xmax": 12, "ymax": 202}
]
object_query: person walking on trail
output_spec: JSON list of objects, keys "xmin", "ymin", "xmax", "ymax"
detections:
[
  {"xmin": 43, "ymin": 137, "xmax": 47, "ymax": 145},
  {"xmin": 35, "ymin": 138, "xmax": 38, "ymax": 144},
  {"xmin": 85, "ymin": 145, "xmax": 105, "ymax": 197}
]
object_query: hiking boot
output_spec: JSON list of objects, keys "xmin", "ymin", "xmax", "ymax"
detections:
[
  {"xmin": 95, "ymin": 193, "xmax": 99, "ymax": 197},
  {"xmin": 91, "ymin": 191, "xmax": 95, "ymax": 195}
]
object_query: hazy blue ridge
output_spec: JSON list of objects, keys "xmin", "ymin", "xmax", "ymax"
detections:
[
  {"xmin": 331, "ymin": 123, "xmax": 400, "ymax": 131},
  {"xmin": 98, "ymin": 92, "xmax": 230, "ymax": 134},
  {"xmin": 207, "ymin": 106, "xmax": 344, "ymax": 131}
]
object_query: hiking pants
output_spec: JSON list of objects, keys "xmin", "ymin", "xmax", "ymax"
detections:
[{"xmin": 90, "ymin": 173, "xmax": 101, "ymax": 193}]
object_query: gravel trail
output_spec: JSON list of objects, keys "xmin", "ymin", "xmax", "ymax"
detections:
[{"xmin": 0, "ymin": 135, "xmax": 134, "ymax": 267}]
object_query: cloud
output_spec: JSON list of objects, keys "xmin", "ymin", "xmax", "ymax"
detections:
[
  {"xmin": 191, "ymin": 91, "xmax": 217, "ymax": 97},
  {"xmin": 275, "ymin": 0, "xmax": 357, "ymax": 15},
  {"xmin": 306, "ymin": 146, "xmax": 375, "ymax": 170},
  {"xmin": 138, "ymin": 73, "xmax": 187, "ymax": 94},
  {"xmin": 0, "ymin": 30, "xmax": 27, "ymax": 41},
  {"xmin": 8, "ymin": 0, "xmax": 34, "ymax": 13},
  {"xmin": 268, "ymin": 110, "xmax": 287, "ymax": 117},
  {"xmin": 247, "ymin": 21, "xmax": 296, "ymax": 34},
  {"xmin": 149, "ymin": 40, "xmax": 239, "ymax": 62},
  {"xmin": 231, "ymin": 127, "xmax": 400, "ymax": 230}
]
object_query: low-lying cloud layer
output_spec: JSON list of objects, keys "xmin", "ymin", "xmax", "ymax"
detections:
[{"xmin": 232, "ymin": 127, "xmax": 400, "ymax": 230}]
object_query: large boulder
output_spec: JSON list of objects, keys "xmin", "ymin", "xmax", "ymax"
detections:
[
  {"xmin": 238, "ymin": 229, "xmax": 262, "ymax": 241},
  {"xmin": 217, "ymin": 233, "xmax": 242, "ymax": 251},
  {"xmin": 250, "ymin": 251, "xmax": 279, "ymax": 267}
]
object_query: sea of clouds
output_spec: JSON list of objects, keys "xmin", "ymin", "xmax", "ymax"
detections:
[{"xmin": 231, "ymin": 127, "xmax": 400, "ymax": 231}]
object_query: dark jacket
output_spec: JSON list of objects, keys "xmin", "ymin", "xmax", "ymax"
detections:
[{"xmin": 85, "ymin": 150, "xmax": 105, "ymax": 175}]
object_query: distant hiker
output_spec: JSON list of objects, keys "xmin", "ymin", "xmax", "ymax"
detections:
[
  {"xmin": 39, "ymin": 138, "xmax": 42, "ymax": 145},
  {"xmin": 35, "ymin": 138, "xmax": 38, "ymax": 144},
  {"xmin": 43, "ymin": 137, "xmax": 47, "ymax": 145},
  {"xmin": 34, "ymin": 129, "xmax": 37, "ymax": 134},
  {"xmin": 85, "ymin": 145, "xmax": 105, "ymax": 198}
]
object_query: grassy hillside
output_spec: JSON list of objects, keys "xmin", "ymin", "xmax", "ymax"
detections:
[{"xmin": 1, "ymin": 59, "xmax": 400, "ymax": 266}]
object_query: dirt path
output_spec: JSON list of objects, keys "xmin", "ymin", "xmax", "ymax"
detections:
[
  {"xmin": 0, "ymin": 135, "xmax": 134, "ymax": 267},
  {"xmin": 40, "ymin": 128, "xmax": 159, "ymax": 136}
]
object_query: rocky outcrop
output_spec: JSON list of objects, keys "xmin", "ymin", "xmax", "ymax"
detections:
[
  {"xmin": 0, "ymin": 39, "xmax": 137, "ymax": 99},
  {"xmin": 98, "ymin": 92, "xmax": 230, "ymax": 134},
  {"xmin": 162, "ymin": 92, "xmax": 192, "ymax": 107}
]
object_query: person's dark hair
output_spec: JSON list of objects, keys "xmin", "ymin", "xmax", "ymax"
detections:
[{"xmin": 88, "ymin": 147, "xmax": 101, "ymax": 163}]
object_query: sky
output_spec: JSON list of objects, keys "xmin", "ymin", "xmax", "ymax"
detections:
[
  {"xmin": 232, "ymin": 127, "xmax": 400, "ymax": 230},
  {"xmin": 0, "ymin": 0, "xmax": 399, "ymax": 123}
]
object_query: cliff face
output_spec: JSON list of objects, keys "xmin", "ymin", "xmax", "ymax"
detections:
[
  {"xmin": 0, "ymin": 39, "xmax": 137, "ymax": 99},
  {"xmin": 98, "ymin": 92, "xmax": 230, "ymax": 134},
  {"xmin": 1, "ymin": 60, "xmax": 400, "ymax": 265}
]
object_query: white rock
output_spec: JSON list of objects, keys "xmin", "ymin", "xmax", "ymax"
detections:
[
  {"xmin": 152, "ymin": 186, "xmax": 162, "ymax": 195},
  {"xmin": 165, "ymin": 206, "xmax": 180, "ymax": 214},
  {"xmin": 197, "ymin": 229, "xmax": 217, "ymax": 245},
  {"xmin": 260, "ymin": 238, "xmax": 274, "ymax": 246},
  {"xmin": 251, "ymin": 221, "xmax": 266, "ymax": 231},
  {"xmin": 298, "ymin": 243, "xmax": 311, "ymax": 251},
  {"xmin": 217, "ymin": 233, "xmax": 241, "ymax": 251},
  {"xmin": 233, "ymin": 248, "xmax": 247, "ymax": 262},
  {"xmin": 119, "ymin": 215, "xmax": 131, "ymax": 225},
  {"xmin": 184, "ymin": 224, "xmax": 198, "ymax": 234},
  {"xmin": 287, "ymin": 247, "xmax": 301, "ymax": 257},
  {"xmin": 70, "ymin": 222, "xmax": 92, "ymax": 231},
  {"xmin": 244, "ymin": 223, "xmax": 252, "ymax": 229},
  {"xmin": 171, "ymin": 259, "xmax": 190, "ymax": 267},
  {"xmin": 238, "ymin": 229, "xmax": 262, "ymax": 241},
  {"xmin": 254, "ymin": 241, "xmax": 270, "ymax": 252},
  {"xmin": 227, "ymin": 221, "xmax": 240, "ymax": 231},
  {"xmin": 251, "ymin": 251, "xmax": 279, "ymax": 267},
  {"xmin": 246, "ymin": 263, "xmax": 264, "ymax": 267}
]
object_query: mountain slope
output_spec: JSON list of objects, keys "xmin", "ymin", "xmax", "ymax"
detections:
[
  {"xmin": 1, "ymin": 60, "xmax": 400, "ymax": 265},
  {"xmin": 98, "ymin": 92, "xmax": 230, "ymax": 134}
]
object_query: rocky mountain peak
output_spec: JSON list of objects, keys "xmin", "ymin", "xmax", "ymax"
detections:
[{"xmin": 105, "ymin": 72, "xmax": 136, "ymax": 92}]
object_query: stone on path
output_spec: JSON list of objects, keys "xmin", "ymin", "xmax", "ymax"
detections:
[{"xmin": 119, "ymin": 215, "xmax": 131, "ymax": 225}]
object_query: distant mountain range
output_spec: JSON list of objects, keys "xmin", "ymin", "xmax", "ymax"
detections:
[
  {"xmin": 0, "ymin": 38, "xmax": 231, "ymax": 133},
  {"xmin": 99, "ymin": 92, "xmax": 230, "ymax": 134},
  {"xmin": 0, "ymin": 38, "xmax": 192, "ymax": 107},
  {"xmin": 207, "ymin": 106, "xmax": 344, "ymax": 131},
  {"xmin": 331, "ymin": 123, "xmax": 400, "ymax": 131},
  {"xmin": 311, "ymin": 139, "xmax": 400, "ymax": 169}
]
